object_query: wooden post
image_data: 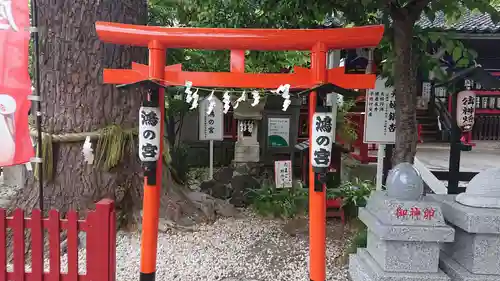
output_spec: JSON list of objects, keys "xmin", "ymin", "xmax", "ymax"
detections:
[{"xmin": 448, "ymin": 90, "xmax": 461, "ymax": 194}]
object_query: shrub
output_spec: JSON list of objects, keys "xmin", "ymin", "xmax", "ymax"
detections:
[
  {"xmin": 332, "ymin": 178, "xmax": 375, "ymax": 207},
  {"xmin": 248, "ymin": 181, "xmax": 308, "ymax": 219},
  {"xmin": 329, "ymin": 178, "xmax": 375, "ymax": 218},
  {"xmin": 170, "ymin": 143, "xmax": 190, "ymax": 183}
]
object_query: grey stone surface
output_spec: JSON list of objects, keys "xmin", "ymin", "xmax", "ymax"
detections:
[
  {"xmin": 358, "ymin": 208, "xmax": 454, "ymax": 242},
  {"xmin": 385, "ymin": 163, "xmax": 424, "ymax": 201},
  {"xmin": 359, "ymin": 192, "xmax": 455, "ymax": 243},
  {"xmin": 427, "ymin": 194, "xmax": 500, "ymax": 234},
  {"xmin": 349, "ymin": 191, "xmax": 455, "ymax": 281},
  {"xmin": 366, "ymin": 191, "xmax": 448, "ymax": 226},
  {"xmin": 213, "ymin": 167, "xmax": 234, "ymax": 184},
  {"xmin": 439, "ymin": 251, "xmax": 499, "ymax": 281},
  {"xmin": 454, "ymin": 168, "xmax": 500, "ymax": 208},
  {"xmin": 428, "ymin": 193, "xmax": 500, "ymax": 279},
  {"xmin": 229, "ymin": 175, "xmax": 259, "ymax": 207},
  {"xmin": 349, "ymin": 249, "xmax": 450, "ymax": 281},
  {"xmin": 441, "ymin": 228, "xmax": 500, "ymax": 275},
  {"xmin": 367, "ymin": 230, "xmax": 440, "ymax": 273},
  {"xmin": 200, "ymin": 180, "xmax": 232, "ymax": 199}
]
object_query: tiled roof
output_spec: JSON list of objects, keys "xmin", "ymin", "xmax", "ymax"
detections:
[{"xmin": 417, "ymin": 10, "xmax": 500, "ymax": 33}]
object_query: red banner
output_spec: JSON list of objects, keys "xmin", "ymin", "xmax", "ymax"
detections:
[{"xmin": 0, "ymin": 0, "xmax": 33, "ymax": 166}]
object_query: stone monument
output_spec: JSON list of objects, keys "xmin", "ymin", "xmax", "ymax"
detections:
[
  {"xmin": 427, "ymin": 168, "xmax": 500, "ymax": 281},
  {"xmin": 349, "ymin": 162, "xmax": 455, "ymax": 281}
]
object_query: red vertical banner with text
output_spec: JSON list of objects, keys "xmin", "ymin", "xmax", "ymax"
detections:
[{"xmin": 0, "ymin": 0, "xmax": 33, "ymax": 166}]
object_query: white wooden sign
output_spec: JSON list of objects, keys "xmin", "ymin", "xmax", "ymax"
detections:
[
  {"xmin": 274, "ymin": 160, "xmax": 292, "ymax": 188},
  {"xmin": 310, "ymin": 111, "xmax": 335, "ymax": 168},
  {"xmin": 364, "ymin": 77, "xmax": 396, "ymax": 144},
  {"xmin": 199, "ymin": 96, "xmax": 223, "ymax": 141},
  {"xmin": 138, "ymin": 106, "xmax": 161, "ymax": 162},
  {"xmin": 456, "ymin": 90, "xmax": 475, "ymax": 132}
]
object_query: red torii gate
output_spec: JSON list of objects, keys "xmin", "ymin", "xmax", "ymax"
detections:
[{"xmin": 95, "ymin": 21, "xmax": 384, "ymax": 281}]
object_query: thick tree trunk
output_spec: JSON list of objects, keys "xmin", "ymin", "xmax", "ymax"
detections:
[
  {"xmin": 391, "ymin": 18, "xmax": 419, "ymax": 165},
  {"xmin": 12, "ymin": 0, "xmax": 220, "ymax": 229}
]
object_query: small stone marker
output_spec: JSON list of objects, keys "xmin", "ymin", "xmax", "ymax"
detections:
[{"xmin": 349, "ymin": 162, "xmax": 455, "ymax": 281}]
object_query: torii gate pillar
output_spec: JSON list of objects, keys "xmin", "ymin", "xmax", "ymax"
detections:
[{"xmin": 140, "ymin": 40, "xmax": 166, "ymax": 281}]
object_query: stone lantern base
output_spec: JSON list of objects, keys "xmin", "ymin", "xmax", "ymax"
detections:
[
  {"xmin": 428, "ymin": 194, "xmax": 500, "ymax": 281},
  {"xmin": 348, "ymin": 191, "xmax": 454, "ymax": 281}
]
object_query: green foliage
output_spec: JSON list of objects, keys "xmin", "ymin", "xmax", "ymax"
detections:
[
  {"xmin": 347, "ymin": 225, "xmax": 368, "ymax": 253},
  {"xmin": 169, "ymin": 143, "xmax": 190, "ymax": 183},
  {"xmin": 330, "ymin": 178, "xmax": 375, "ymax": 208},
  {"xmin": 150, "ymin": 0, "xmax": 317, "ymax": 74},
  {"xmin": 340, "ymin": 222, "xmax": 368, "ymax": 265},
  {"xmin": 248, "ymin": 182, "xmax": 308, "ymax": 219},
  {"xmin": 336, "ymin": 98, "xmax": 359, "ymax": 143}
]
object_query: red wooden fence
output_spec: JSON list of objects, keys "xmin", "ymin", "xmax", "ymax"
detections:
[{"xmin": 0, "ymin": 199, "xmax": 116, "ymax": 281}]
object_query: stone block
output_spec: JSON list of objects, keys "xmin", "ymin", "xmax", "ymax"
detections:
[
  {"xmin": 234, "ymin": 144, "xmax": 260, "ymax": 163},
  {"xmin": 426, "ymin": 195, "xmax": 500, "ymax": 234},
  {"xmin": 365, "ymin": 192, "xmax": 447, "ymax": 227},
  {"xmin": 358, "ymin": 207, "xmax": 454, "ymax": 243},
  {"xmin": 441, "ymin": 228, "xmax": 500, "ymax": 275},
  {"xmin": 366, "ymin": 230, "xmax": 440, "ymax": 273},
  {"xmin": 349, "ymin": 248, "xmax": 450, "ymax": 281},
  {"xmin": 439, "ymin": 251, "xmax": 499, "ymax": 281}
]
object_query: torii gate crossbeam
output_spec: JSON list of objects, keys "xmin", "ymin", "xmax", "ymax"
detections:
[{"xmin": 95, "ymin": 22, "xmax": 384, "ymax": 281}]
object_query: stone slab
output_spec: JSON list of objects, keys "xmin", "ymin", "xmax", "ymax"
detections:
[
  {"xmin": 441, "ymin": 228, "xmax": 500, "ymax": 275},
  {"xmin": 366, "ymin": 191, "xmax": 447, "ymax": 227},
  {"xmin": 426, "ymin": 194, "xmax": 500, "ymax": 234},
  {"xmin": 348, "ymin": 248, "xmax": 450, "ymax": 281},
  {"xmin": 366, "ymin": 230, "xmax": 440, "ymax": 273},
  {"xmin": 234, "ymin": 144, "xmax": 260, "ymax": 163},
  {"xmin": 359, "ymin": 208, "xmax": 455, "ymax": 242},
  {"xmin": 439, "ymin": 251, "xmax": 499, "ymax": 281}
]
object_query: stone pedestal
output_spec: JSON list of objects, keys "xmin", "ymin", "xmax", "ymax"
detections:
[
  {"xmin": 349, "ymin": 191, "xmax": 455, "ymax": 281},
  {"xmin": 428, "ymin": 194, "xmax": 500, "ymax": 280}
]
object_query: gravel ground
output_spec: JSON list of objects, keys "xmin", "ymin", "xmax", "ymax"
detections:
[
  {"xmin": 1, "ymin": 173, "xmax": 351, "ymax": 281},
  {"xmin": 113, "ymin": 213, "xmax": 349, "ymax": 281}
]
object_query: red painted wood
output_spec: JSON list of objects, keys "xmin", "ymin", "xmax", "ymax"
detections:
[
  {"xmin": 476, "ymin": 109, "xmax": 500, "ymax": 114},
  {"xmin": 66, "ymin": 211, "xmax": 79, "ymax": 280},
  {"xmin": 109, "ymin": 210, "xmax": 117, "ymax": 281},
  {"xmin": 13, "ymin": 209, "xmax": 25, "ymax": 281},
  {"xmin": 473, "ymin": 90, "xmax": 500, "ymax": 96},
  {"xmin": 0, "ymin": 200, "xmax": 116, "ymax": 281},
  {"xmin": 326, "ymin": 199, "xmax": 345, "ymax": 224},
  {"xmin": 230, "ymin": 50, "xmax": 245, "ymax": 73},
  {"xmin": 49, "ymin": 210, "xmax": 61, "ymax": 281},
  {"xmin": 6, "ymin": 272, "xmax": 89, "ymax": 281},
  {"xmin": 95, "ymin": 22, "xmax": 384, "ymax": 51},
  {"xmin": 0, "ymin": 209, "xmax": 6, "ymax": 281},
  {"xmin": 30, "ymin": 209, "xmax": 43, "ymax": 281},
  {"xmin": 85, "ymin": 211, "xmax": 95, "ymax": 281},
  {"xmin": 96, "ymin": 201, "xmax": 113, "ymax": 281}
]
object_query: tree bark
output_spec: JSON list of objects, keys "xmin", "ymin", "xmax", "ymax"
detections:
[
  {"xmin": 13, "ymin": 0, "xmax": 219, "ymax": 228},
  {"xmin": 389, "ymin": 0, "xmax": 431, "ymax": 165},
  {"xmin": 392, "ymin": 17, "xmax": 418, "ymax": 164}
]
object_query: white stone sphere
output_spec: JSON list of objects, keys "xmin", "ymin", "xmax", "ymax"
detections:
[{"xmin": 386, "ymin": 162, "xmax": 424, "ymax": 200}]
